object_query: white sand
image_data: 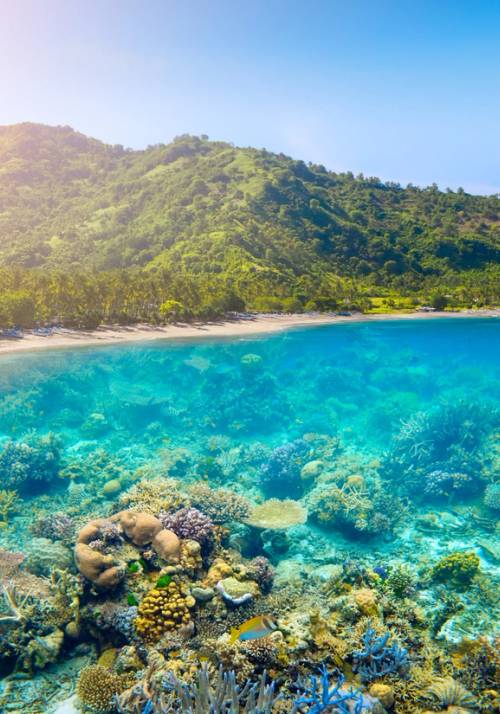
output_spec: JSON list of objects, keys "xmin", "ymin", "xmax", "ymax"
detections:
[{"xmin": 0, "ymin": 310, "xmax": 498, "ymax": 357}]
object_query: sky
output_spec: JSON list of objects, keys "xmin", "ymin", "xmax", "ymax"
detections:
[{"xmin": 0, "ymin": 0, "xmax": 499, "ymax": 194}]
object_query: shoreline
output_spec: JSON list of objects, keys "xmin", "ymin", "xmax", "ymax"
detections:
[{"xmin": 0, "ymin": 309, "xmax": 498, "ymax": 357}]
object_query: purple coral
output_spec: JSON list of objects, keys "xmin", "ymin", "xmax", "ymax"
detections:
[
  {"xmin": 250, "ymin": 556, "xmax": 275, "ymax": 594},
  {"xmin": 31, "ymin": 512, "xmax": 75, "ymax": 543},
  {"xmin": 260, "ymin": 439, "xmax": 309, "ymax": 498},
  {"xmin": 159, "ymin": 507, "xmax": 214, "ymax": 550}
]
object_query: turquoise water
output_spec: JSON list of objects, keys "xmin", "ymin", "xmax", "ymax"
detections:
[
  {"xmin": 0, "ymin": 318, "xmax": 499, "ymax": 711},
  {"xmin": 1, "ymin": 318, "xmax": 498, "ymax": 458}
]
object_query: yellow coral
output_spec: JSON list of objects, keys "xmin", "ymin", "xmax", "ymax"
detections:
[
  {"xmin": 134, "ymin": 581, "xmax": 195, "ymax": 643},
  {"xmin": 352, "ymin": 588, "xmax": 379, "ymax": 617},
  {"xmin": 0, "ymin": 489, "xmax": 18, "ymax": 528},
  {"xmin": 77, "ymin": 664, "xmax": 131, "ymax": 713}
]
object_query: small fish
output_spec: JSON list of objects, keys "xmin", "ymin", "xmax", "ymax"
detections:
[{"xmin": 229, "ymin": 615, "xmax": 277, "ymax": 645}]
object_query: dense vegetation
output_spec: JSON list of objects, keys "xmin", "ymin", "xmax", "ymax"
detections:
[{"xmin": 0, "ymin": 123, "xmax": 498, "ymax": 326}]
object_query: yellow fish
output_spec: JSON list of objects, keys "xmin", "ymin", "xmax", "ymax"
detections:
[{"xmin": 229, "ymin": 615, "xmax": 277, "ymax": 645}]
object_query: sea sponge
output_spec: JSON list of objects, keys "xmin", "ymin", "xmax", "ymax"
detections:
[
  {"xmin": 205, "ymin": 558, "xmax": 234, "ymax": 586},
  {"xmin": 134, "ymin": 581, "xmax": 195, "ymax": 643},
  {"xmin": 77, "ymin": 664, "xmax": 132, "ymax": 713},
  {"xmin": 245, "ymin": 499, "xmax": 308, "ymax": 529},
  {"xmin": 179, "ymin": 539, "xmax": 203, "ymax": 575},
  {"xmin": 116, "ymin": 511, "xmax": 162, "ymax": 545},
  {"xmin": 152, "ymin": 528, "xmax": 181, "ymax": 563},
  {"xmin": 352, "ymin": 588, "xmax": 379, "ymax": 617}
]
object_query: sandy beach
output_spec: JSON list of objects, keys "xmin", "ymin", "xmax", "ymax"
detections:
[{"xmin": 0, "ymin": 309, "xmax": 498, "ymax": 357}]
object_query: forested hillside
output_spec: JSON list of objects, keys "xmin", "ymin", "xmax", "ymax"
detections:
[{"xmin": 0, "ymin": 123, "xmax": 498, "ymax": 326}]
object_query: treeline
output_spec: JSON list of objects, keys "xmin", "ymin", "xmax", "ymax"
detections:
[{"xmin": 0, "ymin": 265, "xmax": 498, "ymax": 330}]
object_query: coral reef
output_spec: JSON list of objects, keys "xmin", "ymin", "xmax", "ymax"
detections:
[
  {"xmin": 259, "ymin": 440, "xmax": 310, "ymax": 498},
  {"xmin": 352, "ymin": 626, "xmax": 409, "ymax": 682},
  {"xmin": 77, "ymin": 664, "xmax": 132, "ymax": 713},
  {"xmin": 0, "ymin": 432, "xmax": 62, "ymax": 493}
]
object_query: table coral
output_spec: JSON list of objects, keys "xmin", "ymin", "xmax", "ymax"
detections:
[{"xmin": 245, "ymin": 499, "xmax": 308, "ymax": 529}]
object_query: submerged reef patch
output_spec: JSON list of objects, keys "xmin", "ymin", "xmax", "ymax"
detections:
[{"xmin": 0, "ymin": 320, "xmax": 499, "ymax": 713}]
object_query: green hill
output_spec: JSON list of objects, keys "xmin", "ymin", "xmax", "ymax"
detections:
[{"xmin": 0, "ymin": 123, "xmax": 498, "ymax": 325}]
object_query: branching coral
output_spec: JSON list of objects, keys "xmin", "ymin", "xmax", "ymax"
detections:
[
  {"xmin": 188, "ymin": 482, "xmax": 250, "ymax": 523},
  {"xmin": 77, "ymin": 664, "xmax": 132, "ymax": 713},
  {"xmin": 0, "ymin": 489, "xmax": 18, "ymax": 527},
  {"xmin": 259, "ymin": 439, "xmax": 310, "ymax": 498},
  {"xmin": 119, "ymin": 476, "xmax": 189, "ymax": 515},
  {"xmin": 352, "ymin": 626, "xmax": 409, "ymax": 682},
  {"xmin": 291, "ymin": 667, "xmax": 369, "ymax": 713},
  {"xmin": 159, "ymin": 507, "xmax": 214, "ymax": 549}
]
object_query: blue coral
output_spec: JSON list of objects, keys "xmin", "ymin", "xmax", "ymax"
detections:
[
  {"xmin": 292, "ymin": 667, "xmax": 366, "ymax": 713},
  {"xmin": 352, "ymin": 626, "xmax": 409, "ymax": 682}
]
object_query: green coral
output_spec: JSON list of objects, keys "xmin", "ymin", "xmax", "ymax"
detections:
[{"xmin": 431, "ymin": 551, "xmax": 480, "ymax": 589}]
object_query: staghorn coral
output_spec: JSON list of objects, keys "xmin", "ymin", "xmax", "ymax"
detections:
[
  {"xmin": 77, "ymin": 664, "xmax": 132, "ymax": 713},
  {"xmin": 159, "ymin": 507, "xmax": 214, "ymax": 549},
  {"xmin": 352, "ymin": 625, "xmax": 409, "ymax": 682},
  {"xmin": 188, "ymin": 482, "xmax": 250, "ymax": 524},
  {"xmin": 425, "ymin": 677, "xmax": 477, "ymax": 710},
  {"xmin": 134, "ymin": 580, "xmax": 195, "ymax": 643},
  {"xmin": 245, "ymin": 499, "xmax": 308, "ymax": 529}
]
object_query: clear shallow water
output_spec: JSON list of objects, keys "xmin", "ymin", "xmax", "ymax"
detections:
[
  {"xmin": 1, "ymin": 318, "xmax": 498, "ymax": 459},
  {"xmin": 0, "ymin": 318, "xmax": 499, "ymax": 712}
]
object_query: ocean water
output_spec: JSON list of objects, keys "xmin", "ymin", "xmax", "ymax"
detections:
[{"xmin": 0, "ymin": 318, "xmax": 499, "ymax": 711}]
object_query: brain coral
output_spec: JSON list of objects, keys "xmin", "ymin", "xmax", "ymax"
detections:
[
  {"xmin": 134, "ymin": 581, "xmax": 195, "ymax": 643},
  {"xmin": 77, "ymin": 664, "xmax": 132, "ymax": 713},
  {"xmin": 245, "ymin": 499, "xmax": 308, "ymax": 529}
]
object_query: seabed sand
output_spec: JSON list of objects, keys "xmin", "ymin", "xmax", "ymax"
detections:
[{"xmin": 0, "ymin": 309, "xmax": 498, "ymax": 356}]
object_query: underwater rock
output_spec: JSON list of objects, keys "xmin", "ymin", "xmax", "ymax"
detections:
[{"xmin": 300, "ymin": 459, "xmax": 323, "ymax": 482}]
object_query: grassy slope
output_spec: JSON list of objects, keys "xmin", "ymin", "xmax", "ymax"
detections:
[{"xmin": 0, "ymin": 124, "xmax": 498, "ymax": 298}]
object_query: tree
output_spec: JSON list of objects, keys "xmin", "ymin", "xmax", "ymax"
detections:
[{"xmin": 159, "ymin": 299, "xmax": 185, "ymax": 322}]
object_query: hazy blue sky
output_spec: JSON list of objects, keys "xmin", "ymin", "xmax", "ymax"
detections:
[{"xmin": 1, "ymin": 0, "xmax": 499, "ymax": 193}]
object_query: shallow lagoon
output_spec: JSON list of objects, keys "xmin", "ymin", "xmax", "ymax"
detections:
[{"xmin": 0, "ymin": 318, "xmax": 499, "ymax": 712}]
